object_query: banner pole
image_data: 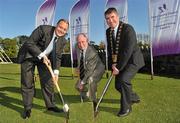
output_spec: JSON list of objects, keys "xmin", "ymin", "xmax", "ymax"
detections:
[
  {"xmin": 69, "ymin": 6, "xmax": 74, "ymax": 79},
  {"xmin": 148, "ymin": 0, "xmax": 154, "ymax": 80}
]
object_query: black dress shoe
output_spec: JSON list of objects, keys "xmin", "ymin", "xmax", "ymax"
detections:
[
  {"xmin": 131, "ymin": 99, "xmax": 140, "ymax": 104},
  {"xmin": 117, "ymin": 107, "xmax": 132, "ymax": 117},
  {"xmin": 47, "ymin": 106, "xmax": 63, "ymax": 113},
  {"xmin": 22, "ymin": 109, "xmax": 31, "ymax": 119}
]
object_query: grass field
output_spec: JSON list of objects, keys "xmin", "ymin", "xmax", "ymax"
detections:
[{"xmin": 0, "ymin": 64, "xmax": 180, "ymax": 123}]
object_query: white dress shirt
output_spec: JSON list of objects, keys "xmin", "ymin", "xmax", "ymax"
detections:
[{"xmin": 37, "ymin": 32, "xmax": 59, "ymax": 75}]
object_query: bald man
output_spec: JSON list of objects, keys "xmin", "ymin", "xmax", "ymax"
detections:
[{"xmin": 75, "ymin": 33, "xmax": 105, "ymax": 111}]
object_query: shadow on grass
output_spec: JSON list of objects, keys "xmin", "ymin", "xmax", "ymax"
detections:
[
  {"xmin": 133, "ymin": 76, "xmax": 152, "ymax": 81},
  {"xmin": 0, "ymin": 86, "xmax": 120, "ymax": 118},
  {"xmin": 60, "ymin": 94, "xmax": 120, "ymax": 105},
  {"xmin": 0, "ymin": 92, "xmax": 23, "ymax": 114},
  {"xmin": 98, "ymin": 105, "xmax": 119, "ymax": 116},
  {"xmin": 62, "ymin": 95, "xmax": 120, "ymax": 105},
  {"xmin": 0, "ymin": 87, "xmax": 66, "ymax": 118},
  {"xmin": 99, "ymin": 98, "xmax": 120, "ymax": 104},
  {"xmin": 156, "ymin": 73, "xmax": 180, "ymax": 79},
  {"xmin": 0, "ymin": 73, "xmax": 20, "ymax": 75},
  {"xmin": 43, "ymin": 110, "xmax": 67, "ymax": 118},
  {"xmin": 0, "ymin": 76, "xmax": 19, "ymax": 81},
  {"xmin": 62, "ymin": 94, "xmax": 87, "ymax": 104}
]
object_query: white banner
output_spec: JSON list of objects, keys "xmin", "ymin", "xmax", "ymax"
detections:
[
  {"xmin": 105, "ymin": 0, "xmax": 128, "ymax": 24},
  {"xmin": 149, "ymin": 0, "xmax": 180, "ymax": 56},
  {"xmin": 35, "ymin": 0, "xmax": 56, "ymax": 27},
  {"xmin": 69, "ymin": 0, "xmax": 90, "ymax": 61}
]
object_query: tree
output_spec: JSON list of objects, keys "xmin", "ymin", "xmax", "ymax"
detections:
[
  {"xmin": 2, "ymin": 38, "xmax": 17, "ymax": 58},
  {"xmin": 99, "ymin": 41, "xmax": 105, "ymax": 50},
  {"xmin": 64, "ymin": 38, "xmax": 70, "ymax": 53},
  {"xmin": 0, "ymin": 37, "xmax": 2, "ymax": 42}
]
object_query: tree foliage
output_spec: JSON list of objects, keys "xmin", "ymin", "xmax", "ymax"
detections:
[
  {"xmin": 64, "ymin": 38, "xmax": 70, "ymax": 53},
  {"xmin": 1, "ymin": 38, "xmax": 17, "ymax": 58}
]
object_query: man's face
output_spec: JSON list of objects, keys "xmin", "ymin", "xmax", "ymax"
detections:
[
  {"xmin": 55, "ymin": 21, "xmax": 68, "ymax": 37},
  {"xmin": 77, "ymin": 35, "xmax": 88, "ymax": 50},
  {"xmin": 105, "ymin": 12, "xmax": 119, "ymax": 29}
]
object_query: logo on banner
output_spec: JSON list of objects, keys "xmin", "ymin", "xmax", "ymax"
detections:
[
  {"xmin": 76, "ymin": 17, "xmax": 81, "ymax": 25},
  {"xmin": 75, "ymin": 17, "xmax": 82, "ymax": 36},
  {"xmin": 42, "ymin": 17, "xmax": 48, "ymax": 25},
  {"xmin": 158, "ymin": 4, "xmax": 167, "ymax": 13}
]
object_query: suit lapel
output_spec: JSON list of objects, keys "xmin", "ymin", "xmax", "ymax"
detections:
[
  {"xmin": 85, "ymin": 45, "xmax": 90, "ymax": 62},
  {"xmin": 115, "ymin": 22, "xmax": 122, "ymax": 42}
]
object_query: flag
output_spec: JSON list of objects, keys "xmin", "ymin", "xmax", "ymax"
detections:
[
  {"xmin": 69, "ymin": 0, "xmax": 90, "ymax": 61},
  {"xmin": 149, "ymin": 0, "xmax": 180, "ymax": 56},
  {"xmin": 105, "ymin": 0, "xmax": 128, "ymax": 24},
  {"xmin": 35, "ymin": 0, "xmax": 56, "ymax": 27}
]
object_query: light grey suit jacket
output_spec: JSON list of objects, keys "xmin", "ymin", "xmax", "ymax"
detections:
[{"xmin": 77, "ymin": 45, "xmax": 105, "ymax": 84}]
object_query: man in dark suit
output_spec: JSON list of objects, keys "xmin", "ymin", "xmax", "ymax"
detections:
[
  {"xmin": 18, "ymin": 19, "xmax": 69, "ymax": 119},
  {"xmin": 75, "ymin": 33, "xmax": 105, "ymax": 110},
  {"xmin": 105, "ymin": 8, "xmax": 145, "ymax": 117}
]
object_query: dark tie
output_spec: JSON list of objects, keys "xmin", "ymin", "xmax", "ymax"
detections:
[
  {"xmin": 80, "ymin": 50, "xmax": 85, "ymax": 80},
  {"xmin": 52, "ymin": 37, "xmax": 57, "ymax": 69},
  {"xmin": 112, "ymin": 30, "xmax": 116, "ymax": 50},
  {"xmin": 112, "ymin": 29, "xmax": 116, "ymax": 41}
]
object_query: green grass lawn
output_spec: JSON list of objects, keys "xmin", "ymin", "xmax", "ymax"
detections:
[{"xmin": 0, "ymin": 64, "xmax": 180, "ymax": 123}]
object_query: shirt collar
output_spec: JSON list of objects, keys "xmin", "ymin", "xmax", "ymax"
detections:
[
  {"xmin": 80, "ymin": 46, "xmax": 88, "ymax": 57},
  {"xmin": 52, "ymin": 32, "xmax": 58, "ymax": 41}
]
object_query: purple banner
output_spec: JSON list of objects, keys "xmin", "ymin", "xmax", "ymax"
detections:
[
  {"xmin": 105, "ymin": 0, "xmax": 128, "ymax": 23},
  {"xmin": 69, "ymin": 0, "xmax": 90, "ymax": 60},
  {"xmin": 35, "ymin": 0, "xmax": 56, "ymax": 27},
  {"xmin": 149, "ymin": 0, "xmax": 180, "ymax": 56}
]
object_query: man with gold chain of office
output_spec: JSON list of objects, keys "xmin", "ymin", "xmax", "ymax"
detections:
[{"xmin": 105, "ymin": 7, "xmax": 145, "ymax": 117}]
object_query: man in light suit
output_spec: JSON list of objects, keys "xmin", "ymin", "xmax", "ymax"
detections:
[
  {"xmin": 18, "ymin": 19, "xmax": 69, "ymax": 119},
  {"xmin": 105, "ymin": 8, "xmax": 145, "ymax": 117},
  {"xmin": 75, "ymin": 33, "xmax": 105, "ymax": 110}
]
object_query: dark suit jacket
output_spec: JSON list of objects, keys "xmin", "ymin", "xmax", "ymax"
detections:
[
  {"xmin": 17, "ymin": 25, "xmax": 67, "ymax": 69},
  {"xmin": 77, "ymin": 45, "xmax": 105, "ymax": 84},
  {"xmin": 106, "ymin": 22, "xmax": 145, "ymax": 72}
]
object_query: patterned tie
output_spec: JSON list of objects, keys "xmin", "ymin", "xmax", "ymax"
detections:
[{"xmin": 80, "ymin": 50, "xmax": 85, "ymax": 80}]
